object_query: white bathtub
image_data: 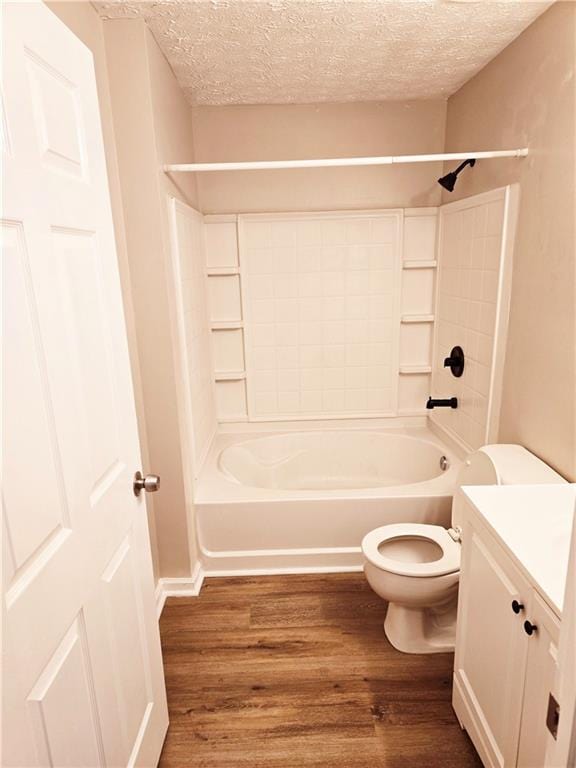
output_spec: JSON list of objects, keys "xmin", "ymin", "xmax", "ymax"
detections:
[{"xmin": 195, "ymin": 425, "xmax": 462, "ymax": 575}]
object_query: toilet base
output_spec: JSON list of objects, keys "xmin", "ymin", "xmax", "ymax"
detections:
[{"xmin": 384, "ymin": 599, "xmax": 457, "ymax": 654}]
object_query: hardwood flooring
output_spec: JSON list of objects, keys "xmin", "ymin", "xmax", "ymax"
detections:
[{"xmin": 158, "ymin": 573, "xmax": 481, "ymax": 768}]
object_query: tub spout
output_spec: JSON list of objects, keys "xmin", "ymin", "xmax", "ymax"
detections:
[{"xmin": 426, "ymin": 397, "xmax": 458, "ymax": 409}]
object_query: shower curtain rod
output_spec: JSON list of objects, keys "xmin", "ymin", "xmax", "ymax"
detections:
[{"xmin": 164, "ymin": 148, "xmax": 528, "ymax": 173}]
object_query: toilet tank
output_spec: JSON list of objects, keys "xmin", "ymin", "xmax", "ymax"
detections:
[{"xmin": 451, "ymin": 444, "xmax": 566, "ymax": 529}]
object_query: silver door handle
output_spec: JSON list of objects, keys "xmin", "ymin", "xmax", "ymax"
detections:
[{"xmin": 133, "ymin": 471, "xmax": 160, "ymax": 497}]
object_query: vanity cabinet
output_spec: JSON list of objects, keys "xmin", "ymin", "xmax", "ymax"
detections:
[{"xmin": 453, "ymin": 512, "xmax": 560, "ymax": 768}]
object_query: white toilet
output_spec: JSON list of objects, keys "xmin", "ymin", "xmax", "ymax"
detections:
[{"xmin": 362, "ymin": 444, "xmax": 565, "ymax": 654}]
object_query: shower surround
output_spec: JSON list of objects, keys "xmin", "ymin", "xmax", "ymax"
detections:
[
  {"xmin": 168, "ymin": 186, "xmax": 517, "ymax": 574},
  {"xmin": 204, "ymin": 208, "xmax": 439, "ymax": 423}
]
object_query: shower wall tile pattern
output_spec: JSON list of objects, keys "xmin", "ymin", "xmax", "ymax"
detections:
[
  {"xmin": 240, "ymin": 212, "xmax": 402, "ymax": 420},
  {"xmin": 431, "ymin": 189, "xmax": 509, "ymax": 450}
]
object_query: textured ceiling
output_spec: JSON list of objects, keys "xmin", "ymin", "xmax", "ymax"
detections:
[{"xmin": 95, "ymin": 0, "xmax": 553, "ymax": 106}]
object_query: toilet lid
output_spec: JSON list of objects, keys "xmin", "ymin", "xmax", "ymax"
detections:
[{"xmin": 361, "ymin": 524, "xmax": 461, "ymax": 578}]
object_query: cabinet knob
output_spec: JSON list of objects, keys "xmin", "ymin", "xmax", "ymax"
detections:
[
  {"xmin": 511, "ymin": 600, "xmax": 524, "ymax": 614},
  {"xmin": 523, "ymin": 620, "xmax": 538, "ymax": 636}
]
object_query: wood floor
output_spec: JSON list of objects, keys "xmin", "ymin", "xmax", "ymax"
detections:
[{"xmin": 158, "ymin": 573, "xmax": 482, "ymax": 768}]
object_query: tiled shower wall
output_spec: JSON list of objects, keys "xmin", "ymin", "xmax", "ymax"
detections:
[
  {"xmin": 205, "ymin": 209, "xmax": 439, "ymax": 422},
  {"xmin": 241, "ymin": 212, "xmax": 401, "ymax": 419},
  {"xmin": 431, "ymin": 188, "xmax": 514, "ymax": 450}
]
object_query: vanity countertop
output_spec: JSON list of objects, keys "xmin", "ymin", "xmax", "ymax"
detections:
[{"xmin": 461, "ymin": 484, "xmax": 575, "ymax": 617}]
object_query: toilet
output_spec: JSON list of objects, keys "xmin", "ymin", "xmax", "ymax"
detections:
[{"xmin": 361, "ymin": 444, "xmax": 565, "ymax": 654}]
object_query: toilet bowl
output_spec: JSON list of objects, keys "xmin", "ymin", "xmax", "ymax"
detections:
[{"xmin": 361, "ymin": 444, "xmax": 566, "ymax": 654}]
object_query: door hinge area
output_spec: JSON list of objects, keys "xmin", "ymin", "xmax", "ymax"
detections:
[{"xmin": 546, "ymin": 693, "xmax": 560, "ymax": 740}]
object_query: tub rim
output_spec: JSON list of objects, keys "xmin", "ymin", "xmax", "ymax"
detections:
[{"xmin": 195, "ymin": 424, "xmax": 463, "ymax": 504}]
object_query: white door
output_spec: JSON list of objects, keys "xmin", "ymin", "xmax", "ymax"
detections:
[{"xmin": 2, "ymin": 3, "xmax": 168, "ymax": 766}]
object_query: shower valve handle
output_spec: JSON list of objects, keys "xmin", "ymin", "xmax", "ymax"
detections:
[{"xmin": 443, "ymin": 346, "xmax": 465, "ymax": 378}]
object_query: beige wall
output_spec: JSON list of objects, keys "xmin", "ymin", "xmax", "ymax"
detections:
[
  {"xmin": 193, "ymin": 101, "xmax": 446, "ymax": 213},
  {"xmin": 47, "ymin": 2, "xmax": 161, "ymax": 581},
  {"xmin": 103, "ymin": 19, "xmax": 202, "ymax": 577},
  {"xmin": 443, "ymin": 2, "xmax": 576, "ymax": 480},
  {"xmin": 145, "ymin": 29, "xmax": 199, "ymax": 209}
]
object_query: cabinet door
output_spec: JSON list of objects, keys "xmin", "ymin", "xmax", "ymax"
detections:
[
  {"xmin": 517, "ymin": 593, "xmax": 560, "ymax": 767},
  {"xmin": 453, "ymin": 527, "xmax": 531, "ymax": 768}
]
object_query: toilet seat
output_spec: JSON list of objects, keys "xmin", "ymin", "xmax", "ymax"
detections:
[{"xmin": 362, "ymin": 524, "xmax": 460, "ymax": 578}]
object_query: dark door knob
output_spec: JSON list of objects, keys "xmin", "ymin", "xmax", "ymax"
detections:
[
  {"xmin": 524, "ymin": 620, "xmax": 537, "ymax": 636},
  {"xmin": 511, "ymin": 600, "xmax": 524, "ymax": 614}
]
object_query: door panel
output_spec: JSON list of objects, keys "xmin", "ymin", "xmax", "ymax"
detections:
[
  {"xmin": 25, "ymin": 48, "xmax": 87, "ymax": 179},
  {"xmin": 100, "ymin": 537, "xmax": 151, "ymax": 758},
  {"xmin": 2, "ymin": 3, "xmax": 168, "ymax": 766},
  {"xmin": 27, "ymin": 615, "xmax": 104, "ymax": 768},
  {"xmin": 50, "ymin": 226, "xmax": 122, "ymax": 492},
  {"xmin": 3, "ymin": 221, "xmax": 68, "ymax": 568}
]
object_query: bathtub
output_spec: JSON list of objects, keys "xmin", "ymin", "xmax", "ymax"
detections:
[{"xmin": 195, "ymin": 425, "xmax": 462, "ymax": 575}]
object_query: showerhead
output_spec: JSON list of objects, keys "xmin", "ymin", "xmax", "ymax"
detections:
[
  {"xmin": 438, "ymin": 171, "xmax": 458, "ymax": 192},
  {"xmin": 438, "ymin": 158, "xmax": 476, "ymax": 192}
]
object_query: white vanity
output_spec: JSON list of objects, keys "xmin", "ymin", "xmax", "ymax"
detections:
[{"xmin": 453, "ymin": 484, "xmax": 575, "ymax": 768}]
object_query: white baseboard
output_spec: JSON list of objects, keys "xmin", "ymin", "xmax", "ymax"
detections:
[
  {"xmin": 155, "ymin": 551, "xmax": 365, "ymax": 617},
  {"xmin": 203, "ymin": 564, "xmax": 364, "ymax": 578},
  {"xmin": 199, "ymin": 545, "xmax": 363, "ymax": 574},
  {"xmin": 155, "ymin": 562, "xmax": 205, "ymax": 618}
]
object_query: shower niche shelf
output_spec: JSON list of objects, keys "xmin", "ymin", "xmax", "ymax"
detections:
[
  {"xmin": 215, "ymin": 378, "xmax": 248, "ymax": 422},
  {"xmin": 401, "ymin": 314, "xmax": 435, "ymax": 324},
  {"xmin": 204, "ymin": 215, "xmax": 239, "ymax": 269},
  {"xmin": 214, "ymin": 371, "xmax": 247, "ymax": 382},
  {"xmin": 399, "ymin": 316, "xmax": 433, "ymax": 375},
  {"xmin": 210, "ymin": 320, "xmax": 244, "ymax": 330},
  {"xmin": 402, "ymin": 260, "xmax": 438, "ymax": 269},
  {"xmin": 207, "ymin": 267, "xmax": 240, "ymax": 276},
  {"xmin": 399, "ymin": 365, "xmax": 433, "ymax": 375},
  {"xmin": 207, "ymin": 273, "xmax": 242, "ymax": 322}
]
